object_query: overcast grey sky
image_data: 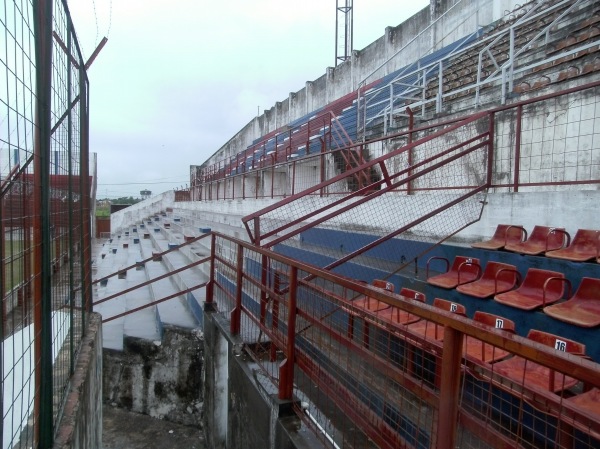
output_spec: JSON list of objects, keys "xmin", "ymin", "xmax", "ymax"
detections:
[{"xmin": 68, "ymin": 0, "xmax": 430, "ymax": 199}]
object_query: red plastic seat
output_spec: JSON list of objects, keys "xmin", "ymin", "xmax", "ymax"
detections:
[
  {"xmin": 494, "ymin": 268, "xmax": 569, "ymax": 310},
  {"xmin": 456, "ymin": 261, "xmax": 520, "ymax": 299},
  {"xmin": 375, "ymin": 288, "xmax": 426, "ymax": 326},
  {"xmin": 407, "ymin": 298, "xmax": 467, "ymax": 341},
  {"xmin": 543, "ymin": 277, "xmax": 600, "ymax": 327},
  {"xmin": 504, "ymin": 225, "xmax": 567, "ymax": 255},
  {"xmin": 426, "ymin": 256, "xmax": 481, "ymax": 289},
  {"xmin": 568, "ymin": 388, "xmax": 600, "ymax": 419},
  {"xmin": 492, "ymin": 330, "xmax": 585, "ymax": 392},
  {"xmin": 349, "ymin": 279, "xmax": 394, "ymax": 347},
  {"xmin": 463, "ymin": 311, "xmax": 516, "ymax": 363},
  {"xmin": 352, "ymin": 279, "xmax": 394, "ymax": 312},
  {"xmin": 471, "ymin": 224, "xmax": 526, "ymax": 250},
  {"xmin": 545, "ymin": 229, "xmax": 600, "ymax": 262}
]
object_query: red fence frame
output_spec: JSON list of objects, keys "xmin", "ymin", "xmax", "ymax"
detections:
[{"xmin": 208, "ymin": 231, "xmax": 600, "ymax": 449}]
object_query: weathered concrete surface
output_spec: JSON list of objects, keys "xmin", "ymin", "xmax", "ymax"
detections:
[
  {"xmin": 103, "ymin": 405, "xmax": 205, "ymax": 449},
  {"xmin": 203, "ymin": 310, "xmax": 327, "ymax": 449},
  {"xmin": 53, "ymin": 313, "xmax": 103, "ymax": 449},
  {"xmin": 103, "ymin": 325, "xmax": 203, "ymax": 427}
]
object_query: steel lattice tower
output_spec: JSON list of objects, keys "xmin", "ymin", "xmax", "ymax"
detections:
[{"xmin": 335, "ymin": 0, "xmax": 353, "ymax": 66}]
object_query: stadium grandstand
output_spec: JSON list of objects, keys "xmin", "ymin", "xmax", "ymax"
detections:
[{"xmin": 3, "ymin": 0, "xmax": 600, "ymax": 448}]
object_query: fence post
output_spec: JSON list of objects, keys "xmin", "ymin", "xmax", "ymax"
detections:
[
  {"xmin": 33, "ymin": 0, "xmax": 55, "ymax": 446},
  {"xmin": 436, "ymin": 326, "xmax": 464, "ymax": 449},
  {"xmin": 206, "ymin": 233, "xmax": 216, "ymax": 304},
  {"xmin": 279, "ymin": 266, "xmax": 297, "ymax": 400},
  {"xmin": 487, "ymin": 111, "xmax": 495, "ymax": 188},
  {"xmin": 406, "ymin": 107, "xmax": 414, "ymax": 195},
  {"xmin": 513, "ymin": 105, "xmax": 522, "ymax": 192},
  {"xmin": 230, "ymin": 243, "xmax": 244, "ymax": 334},
  {"xmin": 270, "ymin": 271, "xmax": 280, "ymax": 362}
]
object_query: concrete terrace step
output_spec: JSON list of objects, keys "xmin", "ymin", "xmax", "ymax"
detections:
[
  {"xmin": 94, "ymin": 237, "xmax": 161, "ymax": 350},
  {"xmin": 139, "ymin": 236, "xmax": 198, "ymax": 329},
  {"xmin": 149, "ymin": 230, "xmax": 208, "ymax": 322}
]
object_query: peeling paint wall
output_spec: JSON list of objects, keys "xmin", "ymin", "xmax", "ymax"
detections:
[
  {"xmin": 53, "ymin": 313, "xmax": 103, "ymax": 449},
  {"xmin": 102, "ymin": 326, "xmax": 204, "ymax": 427},
  {"xmin": 203, "ymin": 311, "xmax": 325, "ymax": 449}
]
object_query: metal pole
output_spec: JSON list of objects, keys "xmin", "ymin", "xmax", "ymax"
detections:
[
  {"xmin": 67, "ymin": 21, "xmax": 75, "ymax": 375},
  {"xmin": 514, "ymin": 106, "xmax": 522, "ymax": 192},
  {"xmin": 206, "ymin": 233, "xmax": 216, "ymax": 304},
  {"xmin": 436, "ymin": 327, "xmax": 464, "ymax": 449},
  {"xmin": 279, "ymin": 265, "xmax": 297, "ymax": 400},
  {"xmin": 33, "ymin": 0, "xmax": 54, "ymax": 446},
  {"xmin": 230, "ymin": 243, "xmax": 243, "ymax": 334}
]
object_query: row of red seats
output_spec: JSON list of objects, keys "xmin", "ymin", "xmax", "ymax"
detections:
[
  {"xmin": 349, "ymin": 281, "xmax": 600, "ymax": 424},
  {"xmin": 427, "ymin": 256, "xmax": 600, "ymax": 327},
  {"xmin": 472, "ymin": 224, "xmax": 600, "ymax": 262}
]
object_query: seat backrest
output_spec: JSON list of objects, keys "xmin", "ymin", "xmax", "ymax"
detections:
[
  {"xmin": 473, "ymin": 311, "xmax": 516, "ymax": 333},
  {"xmin": 399, "ymin": 288, "xmax": 426, "ymax": 303},
  {"xmin": 372, "ymin": 279, "xmax": 394, "ymax": 292},
  {"xmin": 494, "ymin": 224, "xmax": 525, "ymax": 244},
  {"xmin": 527, "ymin": 329, "xmax": 585, "ymax": 355},
  {"xmin": 482, "ymin": 261, "xmax": 518, "ymax": 281},
  {"xmin": 432, "ymin": 298, "xmax": 467, "ymax": 316},
  {"xmin": 528, "ymin": 226, "xmax": 566, "ymax": 249},
  {"xmin": 521, "ymin": 268, "xmax": 565, "ymax": 296},
  {"xmin": 573, "ymin": 277, "xmax": 600, "ymax": 300},
  {"xmin": 571, "ymin": 229, "xmax": 600, "ymax": 249},
  {"xmin": 451, "ymin": 256, "xmax": 480, "ymax": 274}
]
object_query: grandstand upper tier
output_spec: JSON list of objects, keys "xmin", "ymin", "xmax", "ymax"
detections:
[{"xmin": 145, "ymin": 0, "xmax": 598, "ymax": 244}]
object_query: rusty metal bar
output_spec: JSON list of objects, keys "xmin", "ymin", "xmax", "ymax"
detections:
[
  {"xmin": 262, "ymin": 135, "xmax": 490, "ymax": 249},
  {"xmin": 206, "ymin": 233, "xmax": 216, "ymax": 304},
  {"xmin": 436, "ymin": 327, "xmax": 464, "ymax": 449},
  {"xmin": 93, "ymin": 256, "xmax": 209, "ymax": 306},
  {"xmin": 102, "ymin": 282, "xmax": 207, "ymax": 323},
  {"xmin": 279, "ymin": 265, "xmax": 297, "ymax": 400},
  {"xmin": 514, "ymin": 104, "xmax": 522, "ymax": 192},
  {"xmin": 230, "ymin": 243, "xmax": 244, "ymax": 334},
  {"xmin": 91, "ymin": 232, "xmax": 211, "ymax": 286}
]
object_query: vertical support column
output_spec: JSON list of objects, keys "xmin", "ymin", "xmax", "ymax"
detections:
[
  {"xmin": 259, "ymin": 254, "xmax": 268, "ymax": 325},
  {"xmin": 270, "ymin": 271, "xmax": 280, "ymax": 362},
  {"xmin": 487, "ymin": 111, "xmax": 495, "ymax": 188},
  {"xmin": 33, "ymin": 0, "xmax": 54, "ymax": 446},
  {"xmin": 279, "ymin": 266, "xmax": 297, "ymax": 400},
  {"xmin": 436, "ymin": 326, "xmax": 464, "ymax": 449},
  {"xmin": 80, "ymin": 73, "xmax": 92, "ymax": 318},
  {"xmin": 513, "ymin": 106, "xmax": 522, "ymax": 192},
  {"xmin": 66, "ymin": 24, "xmax": 75, "ymax": 375},
  {"xmin": 253, "ymin": 217, "xmax": 260, "ymax": 247},
  {"xmin": 230, "ymin": 243, "xmax": 243, "ymax": 334},
  {"xmin": 406, "ymin": 107, "xmax": 414, "ymax": 195},
  {"xmin": 206, "ymin": 233, "xmax": 216, "ymax": 304}
]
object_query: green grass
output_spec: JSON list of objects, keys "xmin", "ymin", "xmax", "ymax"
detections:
[{"xmin": 96, "ymin": 207, "xmax": 110, "ymax": 217}]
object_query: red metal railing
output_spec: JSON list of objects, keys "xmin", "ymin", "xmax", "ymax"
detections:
[
  {"xmin": 208, "ymin": 231, "xmax": 600, "ymax": 449},
  {"xmin": 192, "ymin": 81, "xmax": 600, "ymax": 204},
  {"xmin": 90, "ymin": 232, "xmax": 211, "ymax": 323}
]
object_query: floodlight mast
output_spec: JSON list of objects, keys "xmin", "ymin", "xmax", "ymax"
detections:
[{"xmin": 335, "ymin": 0, "xmax": 353, "ymax": 66}]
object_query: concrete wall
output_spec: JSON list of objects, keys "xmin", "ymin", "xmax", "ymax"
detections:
[
  {"xmin": 203, "ymin": 308, "xmax": 325, "ymax": 449},
  {"xmin": 201, "ymin": 0, "xmax": 522, "ymax": 168},
  {"xmin": 102, "ymin": 326, "xmax": 204, "ymax": 427},
  {"xmin": 53, "ymin": 313, "xmax": 103, "ymax": 449},
  {"xmin": 165, "ymin": 189, "xmax": 599, "ymax": 244}
]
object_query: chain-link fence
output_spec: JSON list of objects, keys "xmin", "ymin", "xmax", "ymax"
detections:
[
  {"xmin": 1, "ymin": 1, "xmax": 92, "ymax": 447},
  {"xmin": 209, "ymin": 232, "xmax": 600, "ymax": 449}
]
